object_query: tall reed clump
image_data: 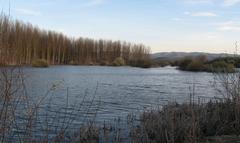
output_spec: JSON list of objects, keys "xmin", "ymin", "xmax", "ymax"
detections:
[{"xmin": 130, "ymin": 71, "xmax": 240, "ymax": 143}]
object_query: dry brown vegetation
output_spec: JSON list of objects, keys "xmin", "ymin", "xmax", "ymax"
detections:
[
  {"xmin": 31, "ymin": 59, "xmax": 49, "ymax": 67},
  {"xmin": 130, "ymin": 72, "xmax": 240, "ymax": 143},
  {"xmin": 131, "ymin": 100, "xmax": 240, "ymax": 143},
  {"xmin": 0, "ymin": 14, "xmax": 150, "ymax": 67}
]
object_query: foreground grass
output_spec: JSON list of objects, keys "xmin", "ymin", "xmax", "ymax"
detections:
[
  {"xmin": 131, "ymin": 99, "xmax": 240, "ymax": 143},
  {"xmin": 70, "ymin": 98, "xmax": 240, "ymax": 143}
]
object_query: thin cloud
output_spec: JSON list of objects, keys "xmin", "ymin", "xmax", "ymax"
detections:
[
  {"xmin": 184, "ymin": 0, "xmax": 214, "ymax": 4},
  {"xmin": 84, "ymin": 0, "xmax": 105, "ymax": 7},
  {"xmin": 15, "ymin": 8, "xmax": 41, "ymax": 16},
  {"xmin": 191, "ymin": 32, "xmax": 220, "ymax": 40},
  {"xmin": 184, "ymin": 0, "xmax": 240, "ymax": 6},
  {"xmin": 217, "ymin": 21, "xmax": 240, "ymax": 31},
  {"xmin": 191, "ymin": 12, "xmax": 217, "ymax": 17},
  {"xmin": 185, "ymin": 11, "xmax": 217, "ymax": 17},
  {"xmin": 223, "ymin": 0, "xmax": 240, "ymax": 6},
  {"xmin": 171, "ymin": 18, "xmax": 183, "ymax": 21}
]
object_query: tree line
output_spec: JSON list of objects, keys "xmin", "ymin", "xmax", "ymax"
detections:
[{"xmin": 0, "ymin": 14, "xmax": 151, "ymax": 67}]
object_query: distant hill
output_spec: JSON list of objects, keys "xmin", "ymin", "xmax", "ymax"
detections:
[{"xmin": 151, "ymin": 52, "xmax": 235, "ymax": 61}]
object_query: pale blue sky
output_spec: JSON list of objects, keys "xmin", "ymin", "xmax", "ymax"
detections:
[{"xmin": 1, "ymin": 0, "xmax": 240, "ymax": 53}]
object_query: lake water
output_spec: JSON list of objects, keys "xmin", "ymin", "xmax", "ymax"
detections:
[
  {"xmin": 3, "ymin": 66, "xmax": 220, "ymax": 140},
  {"xmin": 23, "ymin": 66, "xmax": 217, "ymax": 121}
]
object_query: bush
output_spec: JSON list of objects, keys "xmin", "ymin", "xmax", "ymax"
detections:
[
  {"xmin": 112, "ymin": 57, "xmax": 125, "ymax": 66},
  {"xmin": 100, "ymin": 61, "xmax": 110, "ymax": 66},
  {"xmin": 208, "ymin": 61, "xmax": 235, "ymax": 73},
  {"xmin": 178, "ymin": 57, "xmax": 193, "ymax": 70},
  {"xmin": 0, "ymin": 62, "xmax": 6, "ymax": 67},
  {"xmin": 129, "ymin": 59, "xmax": 152, "ymax": 68},
  {"xmin": 69, "ymin": 60, "xmax": 79, "ymax": 65},
  {"xmin": 138, "ymin": 60, "xmax": 152, "ymax": 68},
  {"xmin": 177, "ymin": 57, "xmax": 236, "ymax": 73},
  {"xmin": 32, "ymin": 59, "xmax": 49, "ymax": 68},
  {"xmin": 154, "ymin": 60, "xmax": 170, "ymax": 67},
  {"xmin": 209, "ymin": 57, "xmax": 240, "ymax": 68},
  {"xmin": 186, "ymin": 60, "xmax": 206, "ymax": 71}
]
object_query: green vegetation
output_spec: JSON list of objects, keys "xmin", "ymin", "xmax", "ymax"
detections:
[
  {"xmin": 112, "ymin": 57, "xmax": 125, "ymax": 66},
  {"xmin": 209, "ymin": 61, "xmax": 235, "ymax": 73},
  {"xmin": 178, "ymin": 57, "xmax": 196, "ymax": 70},
  {"xmin": 69, "ymin": 60, "xmax": 79, "ymax": 65},
  {"xmin": 99, "ymin": 61, "xmax": 110, "ymax": 66},
  {"xmin": 210, "ymin": 57, "xmax": 240, "ymax": 68},
  {"xmin": 153, "ymin": 60, "xmax": 172, "ymax": 67},
  {"xmin": 32, "ymin": 59, "xmax": 49, "ymax": 68},
  {"xmin": 176, "ymin": 56, "xmax": 236, "ymax": 73},
  {"xmin": 0, "ymin": 62, "xmax": 6, "ymax": 67},
  {"xmin": 186, "ymin": 60, "xmax": 206, "ymax": 71},
  {"xmin": 152, "ymin": 55, "xmax": 239, "ymax": 72},
  {"xmin": 129, "ymin": 59, "xmax": 152, "ymax": 68}
]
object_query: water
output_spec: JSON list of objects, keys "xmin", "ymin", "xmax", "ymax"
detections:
[
  {"xmin": 2, "ymin": 66, "xmax": 219, "ymax": 140},
  {"xmin": 22, "ymin": 66, "xmax": 217, "ymax": 120}
]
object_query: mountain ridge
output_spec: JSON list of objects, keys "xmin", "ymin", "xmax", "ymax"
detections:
[{"xmin": 151, "ymin": 52, "xmax": 235, "ymax": 61}]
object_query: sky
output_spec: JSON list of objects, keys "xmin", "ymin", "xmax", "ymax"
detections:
[{"xmin": 1, "ymin": 0, "xmax": 240, "ymax": 54}]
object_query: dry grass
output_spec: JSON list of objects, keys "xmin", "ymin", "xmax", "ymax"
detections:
[
  {"xmin": 130, "ymin": 71, "xmax": 240, "ymax": 143},
  {"xmin": 130, "ymin": 99, "xmax": 240, "ymax": 143}
]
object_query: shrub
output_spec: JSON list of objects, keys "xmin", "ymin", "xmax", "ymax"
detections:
[
  {"xmin": 154, "ymin": 60, "xmax": 170, "ymax": 67},
  {"xmin": 69, "ymin": 60, "xmax": 79, "ymax": 65},
  {"xmin": 208, "ymin": 61, "xmax": 235, "ymax": 73},
  {"xmin": 112, "ymin": 57, "xmax": 125, "ymax": 66},
  {"xmin": 100, "ymin": 61, "xmax": 110, "ymax": 66},
  {"xmin": 0, "ymin": 62, "xmax": 6, "ymax": 67},
  {"xmin": 129, "ymin": 59, "xmax": 152, "ymax": 68},
  {"xmin": 32, "ymin": 59, "xmax": 49, "ymax": 68},
  {"xmin": 186, "ymin": 60, "xmax": 206, "ymax": 71},
  {"xmin": 178, "ymin": 57, "xmax": 193, "ymax": 70},
  {"xmin": 209, "ymin": 57, "xmax": 240, "ymax": 68},
  {"xmin": 138, "ymin": 60, "xmax": 152, "ymax": 68},
  {"xmin": 177, "ymin": 57, "xmax": 236, "ymax": 73}
]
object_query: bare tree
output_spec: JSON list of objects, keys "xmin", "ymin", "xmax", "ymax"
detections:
[{"xmin": 0, "ymin": 14, "xmax": 151, "ymax": 67}]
